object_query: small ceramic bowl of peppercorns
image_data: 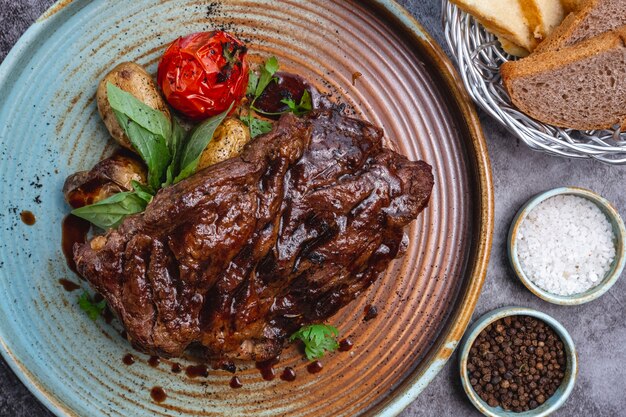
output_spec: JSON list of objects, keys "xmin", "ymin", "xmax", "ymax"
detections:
[{"xmin": 458, "ymin": 307, "xmax": 577, "ymax": 417}]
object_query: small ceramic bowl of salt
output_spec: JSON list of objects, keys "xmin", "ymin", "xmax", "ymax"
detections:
[{"xmin": 508, "ymin": 187, "xmax": 626, "ymax": 305}]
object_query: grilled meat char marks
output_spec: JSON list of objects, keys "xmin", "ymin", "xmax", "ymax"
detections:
[{"xmin": 74, "ymin": 110, "xmax": 434, "ymax": 361}]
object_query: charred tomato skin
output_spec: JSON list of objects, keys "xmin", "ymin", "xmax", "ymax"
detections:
[{"xmin": 157, "ymin": 31, "xmax": 249, "ymax": 120}]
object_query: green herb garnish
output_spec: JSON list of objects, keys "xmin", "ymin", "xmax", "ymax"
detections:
[
  {"xmin": 289, "ymin": 324, "xmax": 340, "ymax": 361},
  {"xmin": 281, "ymin": 89, "xmax": 312, "ymax": 116},
  {"xmin": 71, "ymin": 191, "xmax": 149, "ymax": 229},
  {"xmin": 252, "ymin": 56, "xmax": 279, "ymax": 99},
  {"xmin": 131, "ymin": 180, "xmax": 154, "ymax": 203},
  {"xmin": 243, "ymin": 56, "xmax": 313, "ymax": 137},
  {"xmin": 107, "ymin": 83, "xmax": 172, "ymax": 139},
  {"xmin": 242, "ymin": 115, "xmax": 273, "ymax": 138},
  {"xmin": 174, "ymin": 103, "xmax": 233, "ymax": 183},
  {"xmin": 163, "ymin": 117, "xmax": 187, "ymax": 186},
  {"xmin": 246, "ymin": 71, "xmax": 260, "ymax": 96},
  {"xmin": 78, "ymin": 292, "xmax": 106, "ymax": 321},
  {"xmin": 107, "ymin": 83, "xmax": 172, "ymax": 190}
]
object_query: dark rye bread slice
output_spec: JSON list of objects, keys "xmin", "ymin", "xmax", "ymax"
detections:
[
  {"xmin": 535, "ymin": 0, "xmax": 626, "ymax": 52},
  {"xmin": 501, "ymin": 26, "xmax": 626, "ymax": 130}
]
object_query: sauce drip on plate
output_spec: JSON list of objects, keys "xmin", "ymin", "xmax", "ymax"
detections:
[
  {"xmin": 255, "ymin": 357, "xmax": 279, "ymax": 381},
  {"xmin": 185, "ymin": 364, "xmax": 209, "ymax": 378},
  {"xmin": 148, "ymin": 356, "xmax": 160, "ymax": 367},
  {"xmin": 280, "ymin": 367, "xmax": 296, "ymax": 381},
  {"xmin": 229, "ymin": 376, "xmax": 243, "ymax": 389},
  {"xmin": 171, "ymin": 363, "xmax": 182, "ymax": 374},
  {"xmin": 307, "ymin": 361, "xmax": 323, "ymax": 374},
  {"xmin": 61, "ymin": 214, "xmax": 90, "ymax": 274},
  {"xmin": 339, "ymin": 338, "xmax": 354, "ymax": 352},
  {"xmin": 20, "ymin": 210, "xmax": 36, "ymax": 225},
  {"xmin": 150, "ymin": 387, "xmax": 166, "ymax": 403},
  {"xmin": 58, "ymin": 279, "xmax": 80, "ymax": 292},
  {"xmin": 364, "ymin": 304, "xmax": 378, "ymax": 321}
]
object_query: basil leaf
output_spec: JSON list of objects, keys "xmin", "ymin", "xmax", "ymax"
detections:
[
  {"xmin": 71, "ymin": 191, "xmax": 148, "ymax": 229},
  {"xmin": 246, "ymin": 70, "xmax": 259, "ymax": 96},
  {"xmin": 242, "ymin": 115, "xmax": 273, "ymax": 138},
  {"xmin": 254, "ymin": 56, "xmax": 279, "ymax": 98},
  {"xmin": 164, "ymin": 117, "xmax": 187, "ymax": 187},
  {"xmin": 174, "ymin": 104, "xmax": 232, "ymax": 183},
  {"xmin": 131, "ymin": 181, "xmax": 154, "ymax": 203},
  {"xmin": 106, "ymin": 83, "xmax": 171, "ymax": 140},
  {"xmin": 114, "ymin": 110, "xmax": 171, "ymax": 190}
]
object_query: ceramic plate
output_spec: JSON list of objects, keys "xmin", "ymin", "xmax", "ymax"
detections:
[{"xmin": 0, "ymin": 1, "xmax": 493, "ymax": 416}]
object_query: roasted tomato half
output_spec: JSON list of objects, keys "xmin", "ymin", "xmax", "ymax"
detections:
[{"xmin": 157, "ymin": 31, "xmax": 248, "ymax": 120}]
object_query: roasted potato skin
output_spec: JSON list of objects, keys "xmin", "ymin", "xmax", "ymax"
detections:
[
  {"xmin": 197, "ymin": 118, "xmax": 251, "ymax": 169},
  {"xmin": 63, "ymin": 152, "xmax": 147, "ymax": 208},
  {"xmin": 97, "ymin": 62, "xmax": 170, "ymax": 151}
]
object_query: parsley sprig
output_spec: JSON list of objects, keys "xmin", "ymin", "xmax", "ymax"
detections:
[
  {"xmin": 242, "ymin": 56, "xmax": 313, "ymax": 137},
  {"xmin": 78, "ymin": 292, "xmax": 106, "ymax": 321},
  {"xmin": 289, "ymin": 324, "xmax": 340, "ymax": 361}
]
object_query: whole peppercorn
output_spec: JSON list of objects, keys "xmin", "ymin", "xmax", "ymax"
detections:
[{"xmin": 467, "ymin": 316, "xmax": 566, "ymax": 412}]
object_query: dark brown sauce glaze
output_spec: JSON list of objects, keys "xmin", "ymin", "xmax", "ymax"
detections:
[
  {"xmin": 254, "ymin": 72, "xmax": 317, "ymax": 119},
  {"xmin": 150, "ymin": 386, "xmax": 166, "ymax": 403},
  {"xmin": 64, "ymin": 149, "xmax": 145, "ymax": 209},
  {"xmin": 222, "ymin": 362, "xmax": 236, "ymax": 373},
  {"xmin": 102, "ymin": 306, "xmax": 114, "ymax": 324},
  {"xmin": 280, "ymin": 367, "xmax": 296, "ymax": 381},
  {"xmin": 364, "ymin": 304, "xmax": 378, "ymax": 321},
  {"xmin": 185, "ymin": 364, "xmax": 209, "ymax": 378},
  {"xmin": 255, "ymin": 357, "xmax": 279, "ymax": 381},
  {"xmin": 229, "ymin": 376, "xmax": 243, "ymax": 389},
  {"xmin": 339, "ymin": 338, "xmax": 353, "ymax": 352},
  {"xmin": 20, "ymin": 210, "xmax": 36, "ymax": 225},
  {"xmin": 122, "ymin": 354, "xmax": 135, "ymax": 366},
  {"xmin": 171, "ymin": 363, "xmax": 182, "ymax": 374},
  {"xmin": 58, "ymin": 279, "xmax": 80, "ymax": 292},
  {"xmin": 307, "ymin": 361, "xmax": 323, "ymax": 374},
  {"xmin": 211, "ymin": 359, "xmax": 236, "ymax": 373},
  {"xmin": 148, "ymin": 356, "xmax": 160, "ymax": 368},
  {"xmin": 61, "ymin": 214, "xmax": 90, "ymax": 275}
]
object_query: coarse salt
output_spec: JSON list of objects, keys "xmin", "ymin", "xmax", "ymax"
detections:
[{"xmin": 516, "ymin": 195, "xmax": 616, "ymax": 296}]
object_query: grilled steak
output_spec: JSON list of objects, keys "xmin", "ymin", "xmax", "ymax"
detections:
[{"xmin": 74, "ymin": 110, "xmax": 434, "ymax": 361}]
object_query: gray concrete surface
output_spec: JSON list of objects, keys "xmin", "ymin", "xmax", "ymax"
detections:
[{"xmin": 1, "ymin": 0, "xmax": 625, "ymax": 416}]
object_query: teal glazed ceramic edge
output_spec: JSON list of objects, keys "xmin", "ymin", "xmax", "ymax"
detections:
[
  {"xmin": 508, "ymin": 187, "xmax": 626, "ymax": 305},
  {"xmin": 0, "ymin": 3, "xmax": 82, "ymax": 416},
  {"xmin": 458, "ymin": 307, "xmax": 578, "ymax": 417},
  {"xmin": 371, "ymin": 0, "xmax": 494, "ymax": 416}
]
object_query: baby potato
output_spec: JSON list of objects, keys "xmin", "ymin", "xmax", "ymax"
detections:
[
  {"xmin": 97, "ymin": 62, "xmax": 170, "ymax": 151},
  {"xmin": 198, "ymin": 118, "xmax": 251, "ymax": 169},
  {"xmin": 63, "ymin": 152, "xmax": 147, "ymax": 208}
]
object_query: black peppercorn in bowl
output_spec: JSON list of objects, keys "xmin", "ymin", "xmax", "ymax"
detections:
[{"xmin": 458, "ymin": 307, "xmax": 577, "ymax": 417}]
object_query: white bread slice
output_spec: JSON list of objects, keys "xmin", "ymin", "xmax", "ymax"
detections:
[
  {"xmin": 532, "ymin": 0, "xmax": 566, "ymax": 39},
  {"xmin": 501, "ymin": 26, "xmax": 626, "ymax": 130},
  {"xmin": 498, "ymin": 37, "xmax": 531, "ymax": 56},
  {"xmin": 450, "ymin": 0, "xmax": 537, "ymax": 53},
  {"xmin": 535, "ymin": 0, "xmax": 626, "ymax": 52},
  {"xmin": 519, "ymin": 0, "xmax": 566, "ymax": 41}
]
